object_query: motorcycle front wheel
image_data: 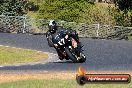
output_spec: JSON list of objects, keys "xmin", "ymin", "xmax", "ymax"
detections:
[
  {"xmin": 65, "ymin": 47, "xmax": 86, "ymax": 63},
  {"xmin": 65, "ymin": 47, "xmax": 78, "ymax": 63},
  {"xmin": 78, "ymin": 53, "xmax": 86, "ymax": 63}
]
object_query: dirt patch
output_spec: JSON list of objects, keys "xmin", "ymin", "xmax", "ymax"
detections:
[
  {"xmin": 0, "ymin": 71, "xmax": 75, "ymax": 83},
  {"xmin": 0, "ymin": 71, "xmax": 132, "ymax": 83}
]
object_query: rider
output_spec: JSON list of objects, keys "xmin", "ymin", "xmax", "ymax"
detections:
[
  {"xmin": 47, "ymin": 20, "xmax": 80, "ymax": 43},
  {"xmin": 47, "ymin": 20, "xmax": 81, "ymax": 60}
]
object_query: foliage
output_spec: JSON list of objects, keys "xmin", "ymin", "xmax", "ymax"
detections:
[
  {"xmin": 114, "ymin": 0, "xmax": 132, "ymax": 26},
  {"xmin": 114, "ymin": 0, "xmax": 132, "ymax": 11},
  {"xmin": 83, "ymin": 3, "xmax": 116, "ymax": 25},
  {"xmin": 0, "ymin": 0, "xmax": 37, "ymax": 16},
  {"xmin": 37, "ymin": 1, "xmax": 128, "ymax": 26},
  {"xmin": 108, "ymin": 6, "xmax": 131, "ymax": 26},
  {"xmin": 128, "ymin": 32, "xmax": 132, "ymax": 40},
  {"xmin": 0, "ymin": 0, "xmax": 131, "ymax": 26},
  {"xmin": 38, "ymin": 0, "xmax": 94, "ymax": 22}
]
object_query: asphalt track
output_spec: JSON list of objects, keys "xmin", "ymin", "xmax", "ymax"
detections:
[{"xmin": 0, "ymin": 33, "xmax": 132, "ymax": 71}]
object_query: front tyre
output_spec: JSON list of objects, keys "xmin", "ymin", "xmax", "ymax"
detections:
[
  {"xmin": 65, "ymin": 47, "xmax": 78, "ymax": 63},
  {"xmin": 78, "ymin": 53, "xmax": 86, "ymax": 63}
]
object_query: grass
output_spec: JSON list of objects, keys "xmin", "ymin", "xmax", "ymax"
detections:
[
  {"xmin": 0, "ymin": 71, "xmax": 131, "ymax": 88},
  {"xmin": 0, "ymin": 46, "xmax": 48, "ymax": 65},
  {"xmin": 0, "ymin": 79, "xmax": 131, "ymax": 88}
]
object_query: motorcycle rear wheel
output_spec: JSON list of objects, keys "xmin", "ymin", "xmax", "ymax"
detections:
[{"xmin": 47, "ymin": 36, "xmax": 54, "ymax": 47}]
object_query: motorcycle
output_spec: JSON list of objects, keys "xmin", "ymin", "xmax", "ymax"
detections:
[{"xmin": 47, "ymin": 30, "xmax": 86, "ymax": 63}]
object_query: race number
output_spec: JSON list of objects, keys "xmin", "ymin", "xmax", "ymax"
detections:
[{"xmin": 58, "ymin": 38, "xmax": 65, "ymax": 45}]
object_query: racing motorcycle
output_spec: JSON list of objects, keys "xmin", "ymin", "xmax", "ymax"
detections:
[{"xmin": 46, "ymin": 30, "xmax": 86, "ymax": 63}]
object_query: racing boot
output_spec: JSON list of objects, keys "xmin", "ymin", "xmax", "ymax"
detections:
[{"xmin": 59, "ymin": 56, "xmax": 63, "ymax": 60}]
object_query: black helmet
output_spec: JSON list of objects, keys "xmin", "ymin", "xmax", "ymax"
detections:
[{"xmin": 48, "ymin": 20, "xmax": 57, "ymax": 33}]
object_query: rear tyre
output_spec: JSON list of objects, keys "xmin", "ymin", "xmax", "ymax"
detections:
[
  {"xmin": 47, "ymin": 35, "xmax": 54, "ymax": 47},
  {"xmin": 47, "ymin": 38, "xmax": 54, "ymax": 47},
  {"xmin": 65, "ymin": 47, "xmax": 78, "ymax": 63},
  {"xmin": 46, "ymin": 31, "xmax": 54, "ymax": 47}
]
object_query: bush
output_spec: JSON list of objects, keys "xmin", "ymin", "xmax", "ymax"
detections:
[
  {"xmin": 37, "ymin": 0, "xmax": 94, "ymax": 22},
  {"xmin": 128, "ymin": 32, "xmax": 132, "ymax": 40},
  {"xmin": 83, "ymin": 3, "xmax": 116, "ymax": 25},
  {"xmin": 33, "ymin": 1, "xmax": 132, "ymax": 27}
]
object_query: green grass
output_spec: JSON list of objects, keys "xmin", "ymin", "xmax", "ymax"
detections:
[
  {"xmin": 0, "ymin": 46, "xmax": 48, "ymax": 65},
  {"xmin": 0, "ymin": 79, "xmax": 131, "ymax": 88}
]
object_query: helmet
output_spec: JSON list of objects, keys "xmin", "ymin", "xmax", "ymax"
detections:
[{"xmin": 48, "ymin": 20, "xmax": 57, "ymax": 33}]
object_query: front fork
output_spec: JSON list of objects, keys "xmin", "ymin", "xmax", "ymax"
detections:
[{"xmin": 71, "ymin": 43, "xmax": 84, "ymax": 54}]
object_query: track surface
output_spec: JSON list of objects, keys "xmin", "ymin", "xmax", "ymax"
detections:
[{"xmin": 0, "ymin": 33, "xmax": 132, "ymax": 71}]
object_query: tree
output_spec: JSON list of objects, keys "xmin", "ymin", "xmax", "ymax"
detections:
[
  {"xmin": 114, "ymin": 0, "xmax": 132, "ymax": 26},
  {"xmin": 114, "ymin": 0, "xmax": 132, "ymax": 11}
]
